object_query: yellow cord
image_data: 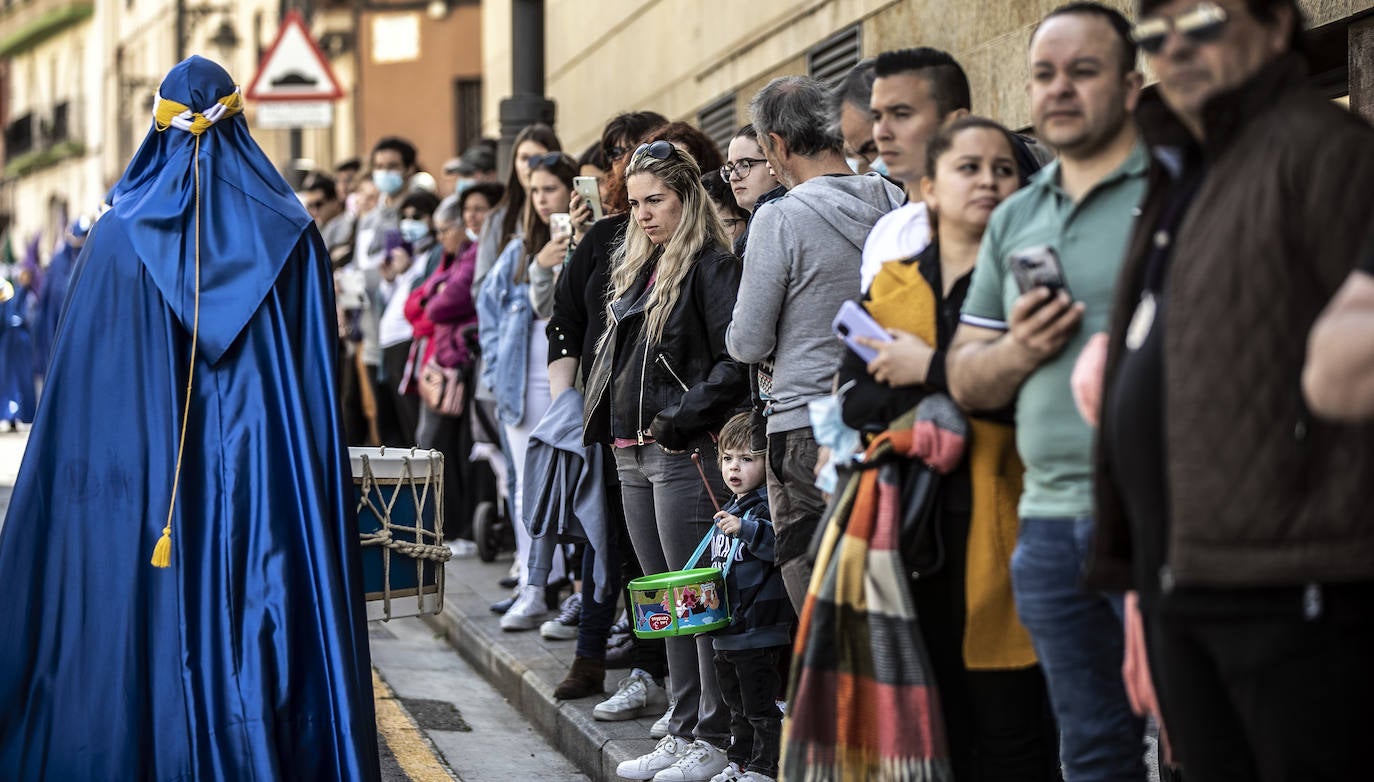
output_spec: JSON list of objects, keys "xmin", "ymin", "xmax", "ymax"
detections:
[{"xmin": 151, "ymin": 133, "xmax": 202, "ymax": 569}]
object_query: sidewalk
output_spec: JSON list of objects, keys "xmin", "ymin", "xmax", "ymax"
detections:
[{"xmin": 425, "ymin": 553, "xmax": 661, "ymax": 782}]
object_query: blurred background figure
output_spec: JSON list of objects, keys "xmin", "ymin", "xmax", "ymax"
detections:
[
  {"xmin": 0, "ymin": 237, "xmax": 39, "ymax": 430},
  {"xmin": 32, "ymin": 216, "xmax": 91, "ymax": 391}
]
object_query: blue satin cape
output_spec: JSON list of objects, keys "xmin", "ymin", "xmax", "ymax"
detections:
[{"xmin": 0, "ymin": 56, "xmax": 380, "ymax": 781}]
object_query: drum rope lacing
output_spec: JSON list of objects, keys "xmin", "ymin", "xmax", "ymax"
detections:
[{"xmin": 356, "ymin": 448, "xmax": 453, "ymax": 619}]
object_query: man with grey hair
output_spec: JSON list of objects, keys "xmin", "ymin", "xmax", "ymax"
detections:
[{"xmin": 727, "ymin": 75, "xmax": 904, "ymax": 612}]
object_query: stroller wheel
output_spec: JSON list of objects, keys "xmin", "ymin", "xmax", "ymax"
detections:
[{"xmin": 473, "ymin": 501, "xmax": 500, "ymax": 562}]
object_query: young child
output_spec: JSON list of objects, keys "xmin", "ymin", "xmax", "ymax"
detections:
[{"xmin": 707, "ymin": 413, "xmax": 795, "ymax": 782}]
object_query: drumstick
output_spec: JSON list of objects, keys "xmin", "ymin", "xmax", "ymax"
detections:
[{"xmin": 690, "ymin": 451, "xmax": 722, "ymax": 514}]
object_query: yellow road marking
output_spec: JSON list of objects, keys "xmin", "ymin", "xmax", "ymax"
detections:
[{"xmin": 373, "ymin": 669, "xmax": 457, "ymax": 781}]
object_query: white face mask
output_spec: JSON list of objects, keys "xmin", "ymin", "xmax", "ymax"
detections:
[
  {"xmin": 373, "ymin": 169, "xmax": 406, "ymax": 196},
  {"xmin": 399, "ymin": 219, "xmax": 429, "ymax": 243}
]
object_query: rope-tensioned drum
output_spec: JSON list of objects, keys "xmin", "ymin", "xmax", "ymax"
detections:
[{"xmin": 356, "ymin": 447, "xmax": 452, "ymax": 620}]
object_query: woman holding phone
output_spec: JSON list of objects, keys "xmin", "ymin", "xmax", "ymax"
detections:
[
  {"xmin": 477, "ymin": 151, "xmax": 578, "ymax": 631},
  {"xmin": 838, "ymin": 117, "xmax": 1059, "ymax": 780},
  {"xmin": 582, "ymin": 142, "xmax": 748, "ymax": 782}
]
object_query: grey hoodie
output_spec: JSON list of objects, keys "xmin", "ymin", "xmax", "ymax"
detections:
[{"xmin": 727, "ymin": 172, "xmax": 903, "ymax": 433}]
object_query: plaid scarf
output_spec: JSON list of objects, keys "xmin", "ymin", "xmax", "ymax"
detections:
[{"xmin": 780, "ymin": 408, "xmax": 958, "ymax": 781}]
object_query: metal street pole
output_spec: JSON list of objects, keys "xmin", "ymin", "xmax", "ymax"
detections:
[{"xmin": 498, "ymin": 0, "xmax": 555, "ymax": 179}]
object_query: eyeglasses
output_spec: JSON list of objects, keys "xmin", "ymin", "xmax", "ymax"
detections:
[
  {"xmin": 720, "ymin": 158, "xmax": 768, "ymax": 181},
  {"xmin": 525, "ymin": 152, "xmax": 572, "ymax": 170},
  {"xmin": 1132, "ymin": 1, "xmax": 1229, "ymax": 55},
  {"xmin": 721, "ymin": 217, "xmax": 745, "ymax": 231},
  {"xmin": 632, "ymin": 140, "xmax": 675, "ymax": 163}
]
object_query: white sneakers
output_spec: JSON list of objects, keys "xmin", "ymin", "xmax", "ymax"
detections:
[
  {"xmin": 595, "ymin": 669, "xmax": 668, "ymax": 721},
  {"xmin": 617, "ymin": 735, "xmax": 690, "ymax": 780},
  {"xmin": 498, "ymin": 584, "xmax": 547, "ymax": 631},
  {"xmin": 650, "ymin": 739, "xmax": 729, "ymax": 782},
  {"xmin": 737, "ymin": 773, "xmax": 776, "ymax": 782},
  {"xmin": 615, "ymin": 736, "xmax": 730, "ymax": 782},
  {"xmin": 708, "ymin": 761, "xmax": 743, "ymax": 782},
  {"xmin": 649, "ymin": 700, "xmax": 674, "ymax": 738}
]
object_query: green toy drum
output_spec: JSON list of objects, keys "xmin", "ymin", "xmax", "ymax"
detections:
[{"xmin": 628, "ymin": 529, "xmax": 741, "ymax": 639}]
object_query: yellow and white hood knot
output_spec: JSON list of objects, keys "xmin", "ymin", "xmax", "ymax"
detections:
[{"xmin": 153, "ymin": 86, "xmax": 244, "ymax": 135}]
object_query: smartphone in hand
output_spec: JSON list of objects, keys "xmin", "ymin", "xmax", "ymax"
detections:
[
  {"xmin": 573, "ymin": 176, "xmax": 604, "ymax": 222},
  {"xmin": 550, "ymin": 212, "xmax": 573, "ymax": 239},
  {"xmin": 1010, "ymin": 245, "xmax": 1072, "ymax": 298},
  {"xmin": 832, "ymin": 300, "xmax": 893, "ymax": 363}
]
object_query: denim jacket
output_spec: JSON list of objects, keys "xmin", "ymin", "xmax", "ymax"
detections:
[{"xmin": 477, "ymin": 237, "xmax": 533, "ymax": 426}]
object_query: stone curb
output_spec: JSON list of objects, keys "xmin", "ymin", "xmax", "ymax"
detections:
[{"xmin": 423, "ymin": 557, "xmax": 662, "ymax": 781}]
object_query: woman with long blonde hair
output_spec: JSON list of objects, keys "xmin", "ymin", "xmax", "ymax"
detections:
[{"xmin": 583, "ymin": 142, "xmax": 748, "ymax": 781}]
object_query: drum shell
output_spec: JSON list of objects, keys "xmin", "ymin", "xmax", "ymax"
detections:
[{"xmin": 627, "ymin": 567, "xmax": 730, "ymax": 639}]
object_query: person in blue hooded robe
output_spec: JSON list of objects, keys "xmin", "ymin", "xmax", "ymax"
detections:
[
  {"xmin": 31, "ymin": 215, "xmax": 89, "ymax": 381},
  {"xmin": 0, "ymin": 57, "xmax": 381, "ymax": 781},
  {"xmin": 0, "ymin": 237, "xmax": 39, "ymax": 427}
]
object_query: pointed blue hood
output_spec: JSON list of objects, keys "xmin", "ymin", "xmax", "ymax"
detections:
[{"xmin": 106, "ymin": 55, "xmax": 311, "ymax": 364}]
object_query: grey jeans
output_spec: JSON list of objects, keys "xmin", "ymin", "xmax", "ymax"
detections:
[
  {"xmin": 615, "ymin": 442, "xmax": 730, "ymax": 747},
  {"xmin": 766, "ymin": 427, "xmax": 825, "ymax": 614}
]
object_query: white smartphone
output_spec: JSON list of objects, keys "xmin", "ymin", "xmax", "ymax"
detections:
[
  {"xmin": 831, "ymin": 300, "xmax": 893, "ymax": 363},
  {"xmin": 550, "ymin": 212, "xmax": 573, "ymax": 239},
  {"xmin": 573, "ymin": 176, "xmax": 604, "ymax": 223}
]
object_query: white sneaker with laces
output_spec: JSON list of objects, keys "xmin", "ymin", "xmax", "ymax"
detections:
[
  {"xmin": 499, "ymin": 584, "xmax": 548, "ymax": 631},
  {"xmin": 708, "ymin": 761, "xmax": 743, "ymax": 782},
  {"xmin": 652, "ymin": 740, "xmax": 729, "ymax": 782},
  {"xmin": 539, "ymin": 591, "xmax": 582, "ymax": 640},
  {"xmin": 736, "ymin": 772, "xmax": 776, "ymax": 782},
  {"xmin": 616, "ymin": 735, "xmax": 689, "ymax": 780},
  {"xmin": 594, "ymin": 669, "xmax": 668, "ymax": 721},
  {"xmin": 649, "ymin": 699, "xmax": 674, "ymax": 738}
]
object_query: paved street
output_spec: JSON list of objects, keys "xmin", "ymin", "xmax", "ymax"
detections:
[{"xmin": 0, "ymin": 428, "xmax": 586, "ymax": 782}]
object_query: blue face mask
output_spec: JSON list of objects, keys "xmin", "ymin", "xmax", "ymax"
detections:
[
  {"xmin": 373, "ymin": 169, "xmax": 405, "ymax": 196},
  {"xmin": 808, "ymin": 389, "xmax": 861, "ymax": 495},
  {"xmin": 455, "ymin": 178, "xmax": 476, "ymax": 195},
  {"xmin": 399, "ymin": 219, "xmax": 429, "ymax": 243},
  {"xmin": 868, "ymin": 157, "xmax": 890, "ymax": 177}
]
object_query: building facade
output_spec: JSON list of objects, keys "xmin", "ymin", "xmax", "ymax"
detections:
[{"xmin": 482, "ymin": 0, "xmax": 1374, "ymax": 155}]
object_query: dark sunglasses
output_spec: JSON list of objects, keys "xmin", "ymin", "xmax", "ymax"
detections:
[
  {"xmin": 1132, "ymin": 1, "xmax": 1229, "ymax": 55},
  {"xmin": 633, "ymin": 140, "xmax": 675, "ymax": 163},
  {"xmin": 526, "ymin": 152, "xmax": 572, "ymax": 170}
]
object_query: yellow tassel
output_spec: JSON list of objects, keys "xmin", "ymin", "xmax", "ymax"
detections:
[{"xmin": 150, "ymin": 525, "xmax": 172, "ymax": 568}]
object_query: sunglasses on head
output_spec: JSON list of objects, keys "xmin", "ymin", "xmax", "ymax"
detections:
[
  {"xmin": 633, "ymin": 140, "xmax": 675, "ymax": 163},
  {"xmin": 1132, "ymin": 1, "xmax": 1229, "ymax": 55},
  {"xmin": 526, "ymin": 152, "xmax": 571, "ymax": 170}
]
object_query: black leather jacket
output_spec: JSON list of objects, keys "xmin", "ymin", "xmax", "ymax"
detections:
[{"xmin": 583, "ymin": 244, "xmax": 748, "ymax": 449}]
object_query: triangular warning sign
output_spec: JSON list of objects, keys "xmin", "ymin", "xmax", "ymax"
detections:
[{"xmin": 246, "ymin": 10, "xmax": 344, "ymax": 102}]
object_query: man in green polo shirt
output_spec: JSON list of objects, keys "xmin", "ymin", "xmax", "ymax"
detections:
[{"xmin": 947, "ymin": 4, "xmax": 1148, "ymax": 780}]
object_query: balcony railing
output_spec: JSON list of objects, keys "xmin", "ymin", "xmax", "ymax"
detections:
[
  {"xmin": 0, "ymin": 0, "xmax": 95, "ymax": 59},
  {"xmin": 2, "ymin": 96, "xmax": 86, "ymax": 179}
]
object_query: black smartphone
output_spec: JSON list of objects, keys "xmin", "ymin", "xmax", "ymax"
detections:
[{"xmin": 1009, "ymin": 245, "xmax": 1072, "ymax": 298}]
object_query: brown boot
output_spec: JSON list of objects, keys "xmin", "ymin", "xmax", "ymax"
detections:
[{"xmin": 554, "ymin": 656, "xmax": 605, "ymax": 700}]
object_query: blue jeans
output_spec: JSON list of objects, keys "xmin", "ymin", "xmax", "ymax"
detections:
[{"xmin": 1010, "ymin": 517, "xmax": 1145, "ymax": 782}]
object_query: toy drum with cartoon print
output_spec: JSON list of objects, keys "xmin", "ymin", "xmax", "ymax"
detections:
[{"xmin": 627, "ymin": 528, "xmax": 740, "ymax": 639}]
